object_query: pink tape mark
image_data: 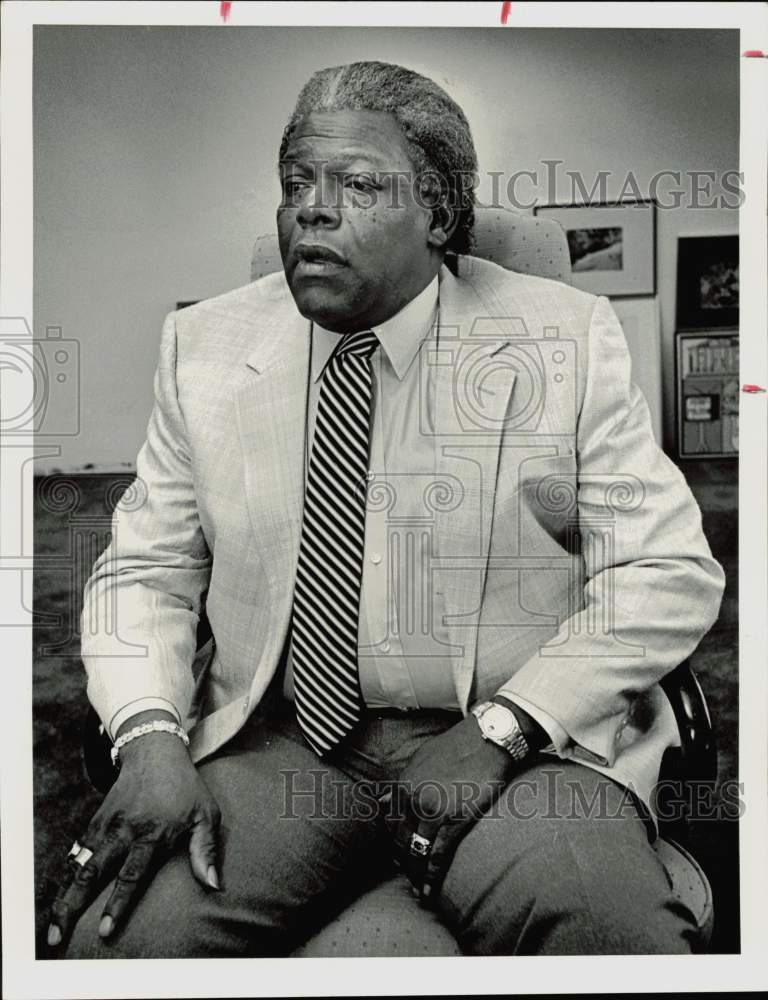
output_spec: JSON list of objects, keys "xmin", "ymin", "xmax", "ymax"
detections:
[
  {"xmin": 742, "ymin": 50, "xmax": 766, "ymax": 58},
  {"xmin": 220, "ymin": 1, "xmax": 232, "ymax": 22},
  {"xmin": 500, "ymin": 2, "xmax": 512, "ymax": 25},
  {"xmin": 742, "ymin": 384, "xmax": 766, "ymax": 393}
]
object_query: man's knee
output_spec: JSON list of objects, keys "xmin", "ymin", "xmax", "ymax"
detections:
[
  {"xmin": 439, "ymin": 767, "xmax": 696, "ymax": 955},
  {"xmin": 442, "ymin": 822, "xmax": 694, "ymax": 954},
  {"xmin": 63, "ymin": 855, "xmax": 238, "ymax": 959}
]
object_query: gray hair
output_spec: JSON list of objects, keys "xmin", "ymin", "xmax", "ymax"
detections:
[{"xmin": 279, "ymin": 60, "xmax": 478, "ymax": 256}]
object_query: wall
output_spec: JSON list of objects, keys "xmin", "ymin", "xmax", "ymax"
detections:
[{"xmin": 33, "ymin": 26, "xmax": 739, "ymax": 470}]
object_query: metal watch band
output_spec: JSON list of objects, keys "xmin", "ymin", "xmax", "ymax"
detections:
[{"xmin": 471, "ymin": 700, "xmax": 530, "ymax": 761}]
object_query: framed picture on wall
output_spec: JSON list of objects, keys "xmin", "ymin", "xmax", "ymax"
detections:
[
  {"xmin": 533, "ymin": 199, "xmax": 656, "ymax": 297},
  {"xmin": 675, "ymin": 330, "xmax": 739, "ymax": 459},
  {"xmin": 676, "ymin": 235, "xmax": 739, "ymax": 329}
]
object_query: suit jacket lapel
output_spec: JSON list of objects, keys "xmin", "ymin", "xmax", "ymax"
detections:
[
  {"xmin": 433, "ymin": 264, "xmax": 518, "ymax": 711},
  {"xmin": 234, "ymin": 298, "xmax": 310, "ymax": 623}
]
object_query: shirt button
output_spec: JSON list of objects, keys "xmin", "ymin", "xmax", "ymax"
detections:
[
  {"xmin": 380, "ymin": 641, "xmax": 391, "ymax": 653},
  {"xmin": 370, "ymin": 553, "xmax": 382, "ymax": 565}
]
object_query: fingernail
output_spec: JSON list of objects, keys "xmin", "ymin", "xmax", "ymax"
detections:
[
  {"xmin": 422, "ymin": 884, "xmax": 432, "ymax": 898},
  {"xmin": 99, "ymin": 915, "xmax": 114, "ymax": 938},
  {"xmin": 47, "ymin": 925, "xmax": 62, "ymax": 947},
  {"xmin": 206, "ymin": 865, "xmax": 220, "ymax": 890}
]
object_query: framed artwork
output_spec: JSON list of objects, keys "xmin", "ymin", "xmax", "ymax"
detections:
[
  {"xmin": 533, "ymin": 199, "xmax": 656, "ymax": 297},
  {"xmin": 675, "ymin": 330, "xmax": 739, "ymax": 459},
  {"xmin": 676, "ymin": 235, "xmax": 739, "ymax": 329}
]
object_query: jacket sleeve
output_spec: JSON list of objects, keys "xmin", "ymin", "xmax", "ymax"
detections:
[
  {"xmin": 496, "ymin": 295, "xmax": 726, "ymax": 766},
  {"xmin": 80, "ymin": 312, "xmax": 212, "ymax": 738}
]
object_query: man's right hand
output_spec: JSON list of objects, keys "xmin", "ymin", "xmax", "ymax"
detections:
[{"xmin": 47, "ymin": 710, "xmax": 222, "ymax": 951}]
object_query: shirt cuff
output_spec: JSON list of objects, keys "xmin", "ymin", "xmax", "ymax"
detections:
[
  {"xmin": 109, "ymin": 698, "xmax": 182, "ymax": 741},
  {"xmin": 494, "ymin": 691, "xmax": 571, "ymax": 755}
]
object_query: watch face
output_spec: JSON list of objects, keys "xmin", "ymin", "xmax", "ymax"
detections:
[{"xmin": 482, "ymin": 704, "xmax": 517, "ymax": 739}]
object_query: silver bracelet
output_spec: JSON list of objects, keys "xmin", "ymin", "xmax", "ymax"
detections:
[{"xmin": 110, "ymin": 720, "xmax": 189, "ymax": 766}]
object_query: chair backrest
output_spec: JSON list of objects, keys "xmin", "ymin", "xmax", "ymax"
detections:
[
  {"xmin": 250, "ymin": 206, "xmax": 572, "ymax": 283},
  {"xmin": 468, "ymin": 206, "xmax": 572, "ymax": 283}
]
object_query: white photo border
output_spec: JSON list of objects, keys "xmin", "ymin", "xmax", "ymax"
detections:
[{"xmin": 2, "ymin": 2, "xmax": 766, "ymax": 997}]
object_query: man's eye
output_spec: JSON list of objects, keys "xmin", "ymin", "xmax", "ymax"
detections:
[
  {"xmin": 345, "ymin": 175, "xmax": 379, "ymax": 192},
  {"xmin": 283, "ymin": 179, "xmax": 309, "ymax": 197}
]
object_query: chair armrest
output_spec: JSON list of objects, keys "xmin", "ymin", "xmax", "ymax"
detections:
[
  {"xmin": 81, "ymin": 706, "xmax": 118, "ymax": 795},
  {"xmin": 659, "ymin": 660, "xmax": 718, "ymax": 785}
]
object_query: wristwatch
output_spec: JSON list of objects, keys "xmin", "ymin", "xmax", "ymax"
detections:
[{"xmin": 471, "ymin": 700, "xmax": 530, "ymax": 761}]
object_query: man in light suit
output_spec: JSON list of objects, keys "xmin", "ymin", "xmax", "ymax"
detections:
[{"xmin": 53, "ymin": 61, "xmax": 725, "ymax": 957}]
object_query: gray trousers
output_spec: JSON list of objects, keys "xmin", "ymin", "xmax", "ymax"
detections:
[{"xmin": 66, "ymin": 698, "xmax": 699, "ymax": 957}]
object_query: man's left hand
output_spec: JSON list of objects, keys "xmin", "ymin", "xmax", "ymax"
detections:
[{"xmin": 385, "ymin": 713, "xmax": 519, "ymax": 904}]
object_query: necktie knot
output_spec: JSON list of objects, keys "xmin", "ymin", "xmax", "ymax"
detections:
[{"xmin": 335, "ymin": 329, "xmax": 379, "ymax": 360}]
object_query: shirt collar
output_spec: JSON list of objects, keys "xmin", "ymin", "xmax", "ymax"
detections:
[{"xmin": 311, "ymin": 274, "xmax": 439, "ymax": 383}]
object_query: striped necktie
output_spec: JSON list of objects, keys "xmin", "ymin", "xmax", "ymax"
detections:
[{"xmin": 290, "ymin": 328, "xmax": 379, "ymax": 756}]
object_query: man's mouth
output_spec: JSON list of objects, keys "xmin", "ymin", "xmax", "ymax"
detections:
[{"xmin": 293, "ymin": 243, "xmax": 347, "ymax": 274}]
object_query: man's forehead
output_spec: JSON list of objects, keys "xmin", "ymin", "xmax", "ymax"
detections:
[{"xmin": 281, "ymin": 109, "xmax": 410, "ymax": 165}]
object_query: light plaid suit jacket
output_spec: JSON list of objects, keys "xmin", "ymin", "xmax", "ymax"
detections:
[{"xmin": 80, "ymin": 256, "xmax": 725, "ymax": 815}]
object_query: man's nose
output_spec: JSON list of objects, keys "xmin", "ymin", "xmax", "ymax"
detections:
[{"xmin": 296, "ymin": 181, "xmax": 342, "ymax": 229}]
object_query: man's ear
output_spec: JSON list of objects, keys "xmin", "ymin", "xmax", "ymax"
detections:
[{"xmin": 427, "ymin": 201, "xmax": 459, "ymax": 251}]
